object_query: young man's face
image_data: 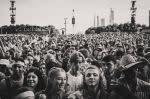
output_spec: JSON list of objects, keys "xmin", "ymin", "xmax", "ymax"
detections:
[
  {"xmin": 102, "ymin": 61, "xmax": 115, "ymax": 73},
  {"xmin": 12, "ymin": 62, "xmax": 24, "ymax": 79},
  {"xmin": 85, "ymin": 69, "xmax": 100, "ymax": 86}
]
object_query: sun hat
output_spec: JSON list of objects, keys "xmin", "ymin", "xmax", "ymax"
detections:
[{"xmin": 120, "ymin": 54, "xmax": 143, "ymax": 71}]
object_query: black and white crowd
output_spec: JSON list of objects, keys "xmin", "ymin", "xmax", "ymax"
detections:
[{"xmin": 0, "ymin": 32, "xmax": 150, "ymax": 99}]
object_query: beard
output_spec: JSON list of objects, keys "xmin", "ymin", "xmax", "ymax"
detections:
[{"xmin": 12, "ymin": 72, "xmax": 23, "ymax": 80}]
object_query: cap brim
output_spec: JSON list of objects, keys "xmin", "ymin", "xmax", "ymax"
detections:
[{"xmin": 121, "ymin": 61, "xmax": 143, "ymax": 71}]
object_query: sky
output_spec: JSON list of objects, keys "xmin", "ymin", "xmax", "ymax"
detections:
[{"xmin": 0, "ymin": 0, "xmax": 150, "ymax": 34}]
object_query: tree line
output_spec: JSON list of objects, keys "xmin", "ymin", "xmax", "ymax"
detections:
[
  {"xmin": 85, "ymin": 23, "xmax": 148, "ymax": 34},
  {"xmin": 0, "ymin": 24, "xmax": 60, "ymax": 36}
]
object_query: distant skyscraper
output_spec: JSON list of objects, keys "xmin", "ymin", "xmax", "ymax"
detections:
[
  {"xmin": 109, "ymin": 8, "xmax": 114, "ymax": 25},
  {"xmin": 97, "ymin": 16, "xmax": 99, "ymax": 27},
  {"xmin": 94, "ymin": 15, "xmax": 96, "ymax": 27},
  {"xmin": 101, "ymin": 18, "xmax": 105, "ymax": 26}
]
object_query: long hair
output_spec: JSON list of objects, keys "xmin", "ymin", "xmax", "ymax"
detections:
[
  {"xmin": 45, "ymin": 67, "xmax": 68, "ymax": 95},
  {"xmin": 24, "ymin": 67, "xmax": 45, "ymax": 93},
  {"xmin": 82, "ymin": 64, "xmax": 106, "ymax": 93},
  {"xmin": 69, "ymin": 51, "xmax": 86, "ymax": 64}
]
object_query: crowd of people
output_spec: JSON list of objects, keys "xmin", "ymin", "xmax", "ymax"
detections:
[{"xmin": 0, "ymin": 31, "xmax": 150, "ymax": 99}]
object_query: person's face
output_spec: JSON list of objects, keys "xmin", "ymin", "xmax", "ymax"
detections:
[
  {"xmin": 27, "ymin": 72, "xmax": 38, "ymax": 88},
  {"xmin": 97, "ymin": 52, "xmax": 102, "ymax": 60},
  {"xmin": 39, "ymin": 65, "xmax": 46, "ymax": 75},
  {"xmin": 103, "ymin": 61, "xmax": 115, "ymax": 73},
  {"xmin": 51, "ymin": 71, "xmax": 67, "ymax": 91},
  {"xmin": 72, "ymin": 56, "xmax": 83, "ymax": 71},
  {"xmin": 12, "ymin": 63, "xmax": 24, "ymax": 76},
  {"xmin": 85, "ymin": 69, "xmax": 100, "ymax": 86},
  {"xmin": 27, "ymin": 56, "xmax": 34, "ymax": 65},
  {"xmin": 57, "ymin": 51, "xmax": 62, "ymax": 59}
]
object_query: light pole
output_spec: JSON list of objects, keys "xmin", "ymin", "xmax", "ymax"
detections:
[
  {"xmin": 72, "ymin": 9, "xmax": 75, "ymax": 34},
  {"xmin": 10, "ymin": 0, "xmax": 16, "ymax": 25},
  {"xmin": 130, "ymin": 0, "xmax": 137, "ymax": 25},
  {"xmin": 64, "ymin": 18, "xmax": 67, "ymax": 35}
]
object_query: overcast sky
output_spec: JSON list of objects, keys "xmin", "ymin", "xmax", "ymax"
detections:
[{"xmin": 0, "ymin": 0, "xmax": 150, "ymax": 34}]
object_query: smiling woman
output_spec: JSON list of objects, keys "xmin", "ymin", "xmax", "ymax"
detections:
[
  {"xmin": 35, "ymin": 67, "xmax": 69, "ymax": 99},
  {"xmin": 24, "ymin": 67, "xmax": 45, "ymax": 93}
]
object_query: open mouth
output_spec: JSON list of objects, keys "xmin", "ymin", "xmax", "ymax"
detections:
[
  {"xmin": 28, "ymin": 81, "xmax": 35, "ymax": 85},
  {"xmin": 89, "ymin": 80, "xmax": 95, "ymax": 84},
  {"xmin": 59, "ymin": 84, "xmax": 65, "ymax": 88}
]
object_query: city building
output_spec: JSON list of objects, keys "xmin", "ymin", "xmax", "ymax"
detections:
[
  {"xmin": 101, "ymin": 18, "xmax": 105, "ymax": 26},
  {"xmin": 97, "ymin": 16, "xmax": 99, "ymax": 27},
  {"xmin": 109, "ymin": 8, "xmax": 114, "ymax": 25}
]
